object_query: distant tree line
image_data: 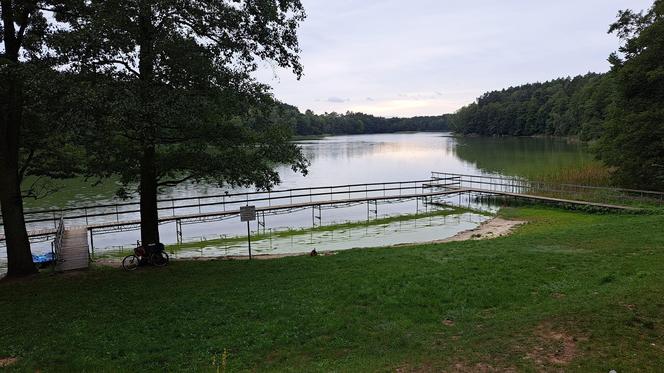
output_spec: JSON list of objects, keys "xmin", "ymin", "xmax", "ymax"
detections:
[
  {"xmin": 450, "ymin": 73, "xmax": 615, "ymax": 140},
  {"xmin": 275, "ymin": 104, "xmax": 451, "ymax": 136}
]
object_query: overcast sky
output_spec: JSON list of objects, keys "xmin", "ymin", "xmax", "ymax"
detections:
[{"xmin": 255, "ymin": 0, "xmax": 654, "ymax": 118}]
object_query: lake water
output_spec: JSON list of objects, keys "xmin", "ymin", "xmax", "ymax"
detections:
[{"xmin": 0, "ymin": 132, "xmax": 594, "ymax": 270}]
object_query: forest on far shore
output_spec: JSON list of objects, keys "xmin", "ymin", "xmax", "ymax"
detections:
[
  {"xmin": 283, "ymin": 72, "xmax": 611, "ymax": 139},
  {"xmin": 284, "ymin": 72, "xmax": 612, "ymax": 139},
  {"xmin": 449, "ymin": 73, "xmax": 613, "ymax": 140},
  {"xmin": 278, "ymin": 104, "xmax": 452, "ymax": 136}
]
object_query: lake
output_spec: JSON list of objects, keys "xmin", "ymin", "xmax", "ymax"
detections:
[{"xmin": 0, "ymin": 132, "xmax": 595, "ymax": 269}]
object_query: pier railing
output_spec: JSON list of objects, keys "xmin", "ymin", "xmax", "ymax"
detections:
[
  {"xmin": 3, "ymin": 172, "xmax": 662, "ymax": 242},
  {"xmin": 8, "ymin": 179, "xmax": 450, "ymax": 232},
  {"xmin": 430, "ymin": 172, "xmax": 664, "ymax": 205}
]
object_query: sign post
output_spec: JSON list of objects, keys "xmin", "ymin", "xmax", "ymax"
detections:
[{"xmin": 240, "ymin": 206, "xmax": 257, "ymax": 260}]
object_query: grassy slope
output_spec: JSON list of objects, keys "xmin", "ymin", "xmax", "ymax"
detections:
[{"xmin": 1, "ymin": 207, "xmax": 663, "ymax": 372}]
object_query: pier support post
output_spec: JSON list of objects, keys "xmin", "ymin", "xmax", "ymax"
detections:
[
  {"xmin": 89, "ymin": 228, "xmax": 94, "ymax": 261},
  {"xmin": 312, "ymin": 205, "xmax": 322, "ymax": 227},
  {"xmin": 176, "ymin": 219, "xmax": 183, "ymax": 244}
]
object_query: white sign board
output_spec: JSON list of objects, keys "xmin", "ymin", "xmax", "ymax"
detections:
[{"xmin": 240, "ymin": 206, "xmax": 257, "ymax": 222}]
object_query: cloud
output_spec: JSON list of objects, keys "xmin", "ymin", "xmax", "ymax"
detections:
[
  {"xmin": 256, "ymin": 0, "xmax": 654, "ymax": 117},
  {"xmin": 327, "ymin": 97, "xmax": 350, "ymax": 103},
  {"xmin": 349, "ymin": 97, "xmax": 471, "ymax": 118},
  {"xmin": 397, "ymin": 92, "xmax": 448, "ymax": 101}
]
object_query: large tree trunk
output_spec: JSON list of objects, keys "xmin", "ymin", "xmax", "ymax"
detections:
[
  {"xmin": 139, "ymin": 146, "xmax": 160, "ymax": 245},
  {"xmin": 137, "ymin": 2, "xmax": 160, "ymax": 246},
  {"xmin": 0, "ymin": 72, "xmax": 37, "ymax": 278}
]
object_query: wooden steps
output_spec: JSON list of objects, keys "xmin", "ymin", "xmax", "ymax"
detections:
[{"xmin": 55, "ymin": 228, "xmax": 89, "ymax": 272}]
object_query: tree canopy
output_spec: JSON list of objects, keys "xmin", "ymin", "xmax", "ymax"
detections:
[
  {"xmin": 49, "ymin": 0, "xmax": 310, "ymax": 245},
  {"xmin": 1, "ymin": 2, "xmax": 86, "ymax": 277},
  {"xmin": 275, "ymin": 104, "xmax": 451, "ymax": 136},
  {"xmin": 596, "ymin": 0, "xmax": 664, "ymax": 190},
  {"xmin": 450, "ymin": 73, "xmax": 615, "ymax": 140}
]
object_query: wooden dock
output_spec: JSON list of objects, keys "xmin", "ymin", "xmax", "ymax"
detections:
[
  {"xmin": 55, "ymin": 228, "xmax": 89, "ymax": 272},
  {"xmin": 4, "ymin": 185, "xmax": 643, "ymax": 242},
  {"xmin": 0, "ymin": 174, "xmax": 651, "ymax": 275},
  {"xmin": 2, "ymin": 175, "xmax": 649, "ymax": 245},
  {"xmin": 466, "ymin": 188, "xmax": 642, "ymax": 212},
  {"xmin": 85, "ymin": 188, "xmax": 475, "ymax": 231}
]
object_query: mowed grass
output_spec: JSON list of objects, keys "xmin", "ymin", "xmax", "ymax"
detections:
[{"xmin": 1, "ymin": 207, "xmax": 664, "ymax": 372}]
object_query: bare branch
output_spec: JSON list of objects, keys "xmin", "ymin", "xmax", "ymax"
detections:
[
  {"xmin": 18, "ymin": 148, "xmax": 35, "ymax": 183},
  {"xmin": 91, "ymin": 59, "xmax": 140, "ymax": 76},
  {"xmin": 157, "ymin": 174, "xmax": 196, "ymax": 187}
]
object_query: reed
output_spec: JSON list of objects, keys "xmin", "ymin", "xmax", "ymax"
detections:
[{"xmin": 526, "ymin": 162, "xmax": 613, "ymax": 187}]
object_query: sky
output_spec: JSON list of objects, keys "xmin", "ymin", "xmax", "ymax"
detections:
[{"xmin": 255, "ymin": 0, "xmax": 654, "ymax": 118}]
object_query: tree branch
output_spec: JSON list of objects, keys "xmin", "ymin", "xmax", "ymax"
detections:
[
  {"xmin": 14, "ymin": 2, "xmax": 35, "ymax": 47},
  {"xmin": 18, "ymin": 148, "xmax": 35, "ymax": 183},
  {"xmin": 91, "ymin": 59, "xmax": 140, "ymax": 76},
  {"xmin": 21, "ymin": 176, "xmax": 62, "ymax": 200},
  {"xmin": 157, "ymin": 174, "xmax": 196, "ymax": 187},
  {"xmin": 172, "ymin": 17, "xmax": 223, "ymax": 45}
]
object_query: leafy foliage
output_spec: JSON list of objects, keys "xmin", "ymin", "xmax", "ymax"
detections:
[
  {"xmin": 1, "ymin": 1, "xmax": 90, "ymax": 276},
  {"xmin": 596, "ymin": 0, "xmax": 664, "ymax": 191},
  {"xmin": 15, "ymin": 66, "xmax": 88, "ymax": 198},
  {"xmin": 44, "ymin": 1, "xmax": 311, "ymax": 244},
  {"xmin": 276, "ymin": 104, "xmax": 451, "ymax": 136},
  {"xmin": 51, "ymin": 0, "xmax": 309, "ymax": 192},
  {"xmin": 450, "ymin": 73, "xmax": 615, "ymax": 140}
]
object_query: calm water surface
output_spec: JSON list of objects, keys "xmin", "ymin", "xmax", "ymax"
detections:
[
  {"xmin": 0, "ymin": 132, "xmax": 594, "ymax": 268},
  {"xmin": 21, "ymin": 132, "xmax": 595, "ymax": 209}
]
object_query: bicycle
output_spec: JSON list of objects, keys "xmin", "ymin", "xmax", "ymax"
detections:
[{"xmin": 122, "ymin": 242, "xmax": 170, "ymax": 271}]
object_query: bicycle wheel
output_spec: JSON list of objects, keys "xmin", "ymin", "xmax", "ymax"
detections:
[
  {"xmin": 150, "ymin": 251, "xmax": 169, "ymax": 267},
  {"xmin": 122, "ymin": 255, "xmax": 140, "ymax": 271}
]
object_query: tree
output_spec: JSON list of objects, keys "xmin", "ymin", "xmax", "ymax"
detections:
[
  {"xmin": 596, "ymin": 0, "xmax": 664, "ymax": 190},
  {"xmin": 51, "ymin": 0, "xmax": 309, "ymax": 246},
  {"xmin": 449, "ymin": 73, "xmax": 617, "ymax": 139},
  {"xmin": 2, "ymin": 2, "xmax": 89, "ymax": 278},
  {"xmin": 0, "ymin": 1, "xmax": 47, "ymax": 277}
]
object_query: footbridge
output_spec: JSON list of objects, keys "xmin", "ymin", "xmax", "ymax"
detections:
[{"xmin": 1, "ymin": 172, "xmax": 662, "ymax": 266}]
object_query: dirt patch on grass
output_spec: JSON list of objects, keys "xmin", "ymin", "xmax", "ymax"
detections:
[
  {"xmin": 395, "ymin": 362, "xmax": 435, "ymax": 372},
  {"xmin": 0, "ymin": 357, "xmax": 18, "ymax": 367},
  {"xmin": 449, "ymin": 362, "xmax": 516, "ymax": 372},
  {"xmin": 441, "ymin": 217, "xmax": 526, "ymax": 243},
  {"xmin": 412, "ymin": 217, "xmax": 526, "ymax": 246},
  {"xmin": 94, "ymin": 251, "xmax": 338, "ymax": 268},
  {"xmin": 94, "ymin": 258, "xmax": 123, "ymax": 268},
  {"xmin": 526, "ymin": 322, "xmax": 584, "ymax": 369}
]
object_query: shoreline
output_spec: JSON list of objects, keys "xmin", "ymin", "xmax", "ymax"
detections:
[
  {"xmin": 396, "ymin": 216, "xmax": 527, "ymax": 246},
  {"xmin": 93, "ymin": 216, "xmax": 526, "ymax": 267}
]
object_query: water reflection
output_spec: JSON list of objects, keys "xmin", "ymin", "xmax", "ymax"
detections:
[
  {"xmin": 454, "ymin": 136, "xmax": 595, "ymax": 176},
  {"xmin": 20, "ymin": 133, "xmax": 591, "ymax": 210},
  {"xmin": 296, "ymin": 134, "xmax": 458, "ymax": 163},
  {"xmin": 1, "ymin": 132, "xmax": 595, "ymax": 273}
]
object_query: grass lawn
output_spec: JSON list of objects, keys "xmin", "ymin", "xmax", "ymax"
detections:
[{"xmin": 1, "ymin": 207, "xmax": 664, "ymax": 372}]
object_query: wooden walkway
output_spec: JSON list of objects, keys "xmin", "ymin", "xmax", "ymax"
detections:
[
  {"xmin": 85, "ymin": 188, "xmax": 475, "ymax": 231},
  {"xmin": 55, "ymin": 228, "xmax": 89, "ymax": 272},
  {"xmin": 466, "ymin": 188, "xmax": 642, "ymax": 212},
  {"xmin": 1, "ymin": 186, "xmax": 641, "ymax": 242}
]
